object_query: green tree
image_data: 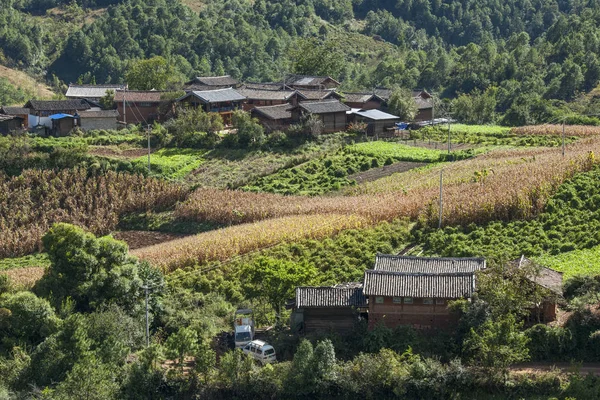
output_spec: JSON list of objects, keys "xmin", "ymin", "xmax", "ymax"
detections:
[
  {"xmin": 290, "ymin": 38, "xmax": 344, "ymax": 78},
  {"xmin": 194, "ymin": 340, "xmax": 216, "ymax": 383},
  {"xmin": 464, "ymin": 314, "xmax": 530, "ymax": 380},
  {"xmin": 219, "ymin": 349, "xmax": 255, "ymax": 391},
  {"xmin": 125, "ymin": 56, "xmax": 181, "ymax": 90},
  {"xmin": 99, "ymin": 89, "xmax": 115, "ymax": 110},
  {"xmin": 52, "ymin": 355, "xmax": 119, "ymax": 400},
  {"xmin": 0, "ymin": 291, "xmax": 60, "ymax": 350},
  {"xmin": 387, "ymin": 88, "xmax": 418, "ymax": 121},
  {"xmin": 232, "ymin": 110, "xmax": 265, "ymax": 148},
  {"xmin": 242, "ymin": 257, "xmax": 317, "ymax": 324},
  {"xmin": 35, "ymin": 223, "xmax": 155, "ymax": 314},
  {"xmin": 165, "ymin": 327, "xmax": 199, "ymax": 374},
  {"xmin": 166, "ymin": 107, "xmax": 224, "ymax": 148}
]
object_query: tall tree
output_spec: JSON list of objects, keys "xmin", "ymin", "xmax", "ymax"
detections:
[
  {"xmin": 125, "ymin": 56, "xmax": 182, "ymax": 90},
  {"xmin": 387, "ymin": 88, "xmax": 418, "ymax": 121}
]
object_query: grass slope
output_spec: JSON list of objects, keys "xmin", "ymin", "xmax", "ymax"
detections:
[{"xmin": 0, "ymin": 65, "xmax": 54, "ymax": 101}]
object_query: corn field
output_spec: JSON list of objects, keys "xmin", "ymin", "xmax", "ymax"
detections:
[
  {"xmin": 132, "ymin": 214, "xmax": 368, "ymax": 272},
  {"xmin": 176, "ymin": 137, "xmax": 600, "ymax": 234},
  {"xmin": 0, "ymin": 168, "xmax": 188, "ymax": 258},
  {"xmin": 511, "ymin": 124, "xmax": 600, "ymax": 137}
]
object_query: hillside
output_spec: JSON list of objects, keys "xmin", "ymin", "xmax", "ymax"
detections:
[{"xmin": 0, "ymin": 65, "xmax": 54, "ymax": 103}]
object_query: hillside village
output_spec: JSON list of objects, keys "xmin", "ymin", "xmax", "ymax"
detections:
[
  {"xmin": 3, "ymin": 0, "xmax": 600, "ymax": 398},
  {"xmin": 0, "ymin": 74, "xmax": 434, "ymax": 137}
]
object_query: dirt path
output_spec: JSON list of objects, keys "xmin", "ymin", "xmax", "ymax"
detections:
[
  {"xmin": 348, "ymin": 161, "xmax": 428, "ymax": 184},
  {"xmin": 114, "ymin": 230, "xmax": 191, "ymax": 250},
  {"xmin": 89, "ymin": 147, "xmax": 150, "ymax": 159},
  {"xmin": 512, "ymin": 363, "xmax": 600, "ymax": 376}
]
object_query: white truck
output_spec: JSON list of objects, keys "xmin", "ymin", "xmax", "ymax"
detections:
[{"xmin": 234, "ymin": 309, "xmax": 255, "ymax": 348}]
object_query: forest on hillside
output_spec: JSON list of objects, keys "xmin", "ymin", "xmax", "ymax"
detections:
[{"xmin": 1, "ymin": 0, "xmax": 600, "ymax": 124}]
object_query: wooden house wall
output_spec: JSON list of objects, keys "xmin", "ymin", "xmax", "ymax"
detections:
[
  {"xmin": 320, "ymin": 112, "xmax": 347, "ymax": 133},
  {"xmin": 415, "ymin": 108, "xmax": 433, "ymax": 122},
  {"xmin": 302, "ymin": 307, "xmax": 359, "ymax": 333},
  {"xmin": 368, "ymin": 296, "xmax": 458, "ymax": 330},
  {"xmin": 115, "ymin": 101, "xmax": 160, "ymax": 124},
  {"xmin": 344, "ymin": 99, "xmax": 382, "ymax": 110},
  {"xmin": 0, "ymin": 118, "xmax": 24, "ymax": 135}
]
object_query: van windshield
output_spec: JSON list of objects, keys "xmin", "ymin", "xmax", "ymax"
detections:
[
  {"xmin": 235, "ymin": 332, "xmax": 251, "ymax": 342},
  {"xmin": 264, "ymin": 349, "xmax": 275, "ymax": 355}
]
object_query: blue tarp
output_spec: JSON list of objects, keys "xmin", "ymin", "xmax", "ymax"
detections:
[
  {"xmin": 395, "ymin": 122, "xmax": 409, "ymax": 130},
  {"xmin": 49, "ymin": 113, "xmax": 74, "ymax": 120}
]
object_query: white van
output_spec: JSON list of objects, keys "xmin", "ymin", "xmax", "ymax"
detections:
[{"xmin": 242, "ymin": 340, "xmax": 277, "ymax": 365}]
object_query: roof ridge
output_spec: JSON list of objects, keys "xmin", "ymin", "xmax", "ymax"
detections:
[
  {"xmin": 366, "ymin": 270, "xmax": 476, "ymax": 277},
  {"xmin": 376, "ymin": 253, "xmax": 485, "ymax": 261}
]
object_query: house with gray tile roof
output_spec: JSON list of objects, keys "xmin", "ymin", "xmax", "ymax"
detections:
[
  {"xmin": 176, "ymin": 88, "xmax": 245, "ymax": 125},
  {"xmin": 66, "ymin": 84, "xmax": 126, "ymax": 101},
  {"xmin": 298, "ymin": 100, "xmax": 350, "ymax": 133},
  {"xmin": 292, "ymin": 284, "xmax": 367, "ymax": 333}
]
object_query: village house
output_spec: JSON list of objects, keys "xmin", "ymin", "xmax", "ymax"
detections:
[
  {"xmin": 363, "ymin": 254, "xmax": 487, "ymax": 330},
  {"xmin": 350, "ymin": 109, "xmax": 400, "ymax": 137},
  {"xmin": 238, "ymin": 87, "xmax": 303, "ymax": 111},
  {"xmin": 296, "ymin": 89, "xmax": 342, "ymax": 102},
  {"xmin": 342, "ymin": 92, "xmax": 386, "ymax": 110},
  {"xmin": 65, "ymin": 84, "xmax": 127, "ymax": 102},
  {"xmin": 291, "ymin": 284, "xmax": 367, "ymax": 333},
  {"xmin": 78, "ymin": 109, "xmax": 120, "ymax": 131},
  {"xmin": 114, "ymin": 90, "xmax": 164, "ymax": 125},
  {"xmin": 251, "ymin": 104, "xmax": 296, "ymax": 133},
  {"xmin": 175, "ymin": 88, "xmax": 246, "ymax": 125},
  {"xmin": 0, "ymin": 106, "xmax": 30, "ymax": 129},
  {"xmin": 0, "ymin": 114, "xmax": 25, "ymax": 135},
  {"xmin": 509, "ymin": 256, "xmax": 563, "ymax": 323},
  {"xmin": 24, "ymin": 99, "xmax": 91, "ymax": 129},
  {"xmin": 298, "ymin": 100, "xmax": 351, "ymax": 133},
  {"xmin": 375, "ymin": 88, "xmax": 435, "ymax": 122},
  {"xmin": 49, "ymin": 114, "xmax": 76, "ymax": 136},
  {"xmin": 184, "ymin": 75, "xmax": 241, "ymax": 91},
  {"xmin": 285, "ymin": 75, "xmax": 340, "ymax": 90}
]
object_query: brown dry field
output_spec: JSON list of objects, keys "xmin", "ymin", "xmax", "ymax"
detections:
[
  {"xmin": 2, "ymin": 267, "xmax": 45, "ymax": 289},
  {"xmin": 0, "ymin": 65, "xmax": 54, "ymax": 101},
  {"xmin": 114, "ymin": 230, "xmax": 190, "ymax": 250}
]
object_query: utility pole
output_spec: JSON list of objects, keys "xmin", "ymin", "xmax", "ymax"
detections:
[
  {"xmin": 147, "ymin": 124, "xmax": 151, "ymax": 173},
  {"xmin": 123, "ymin": 88, "xmax": 127, "ymax": 125},
  {"xmin": 143, "ymin": 285, "xmax": 150, "ymax": 347},
  {"xmin": 562, "ymin": 119, "xmax": 566, "ymax": 157},
  {"xmin": 447, "ymin": 119, "xmax": 451, "ymax": 154},
  {"xmin": 141, "ymin": 282, "xmax": 164, "ymax": 347},
  {"xmin": 438, "ymin": 169, "xmax": 443, "ymax": 229}
]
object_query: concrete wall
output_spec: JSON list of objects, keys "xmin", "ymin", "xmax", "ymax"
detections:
[
  {"xmin": 80, "ymin": 117, "xmax": 118, "ymax": 131},
  {"xmin": 368, "ymin": 296, "xmax": 458, "ymax": 330}
]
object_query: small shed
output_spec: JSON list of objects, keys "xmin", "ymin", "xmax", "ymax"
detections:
[
  {"xmin": 0, "ymin": 114, "xmax": 25, "ymax": 135},
  {"xmin": 49, "ymin": 114, "xmax": 76, "ymax": 136},
  {"xmin": 0, "ymin": 106, "xmax": 30, "ymax": 129},
  {"xmin": 351, "ymin": 109, "xmax": 400, "ymax": 137},
  {"xmin": 251, "ymin": 104, "xmax": 296, "ymax": 132},
  {"xmin": 293, "ymin": 284, "xmax": 367, "ymax": 333},
  {"xmin": 298, "ymin": 100, "xmax": 351, "ymax": 133}
]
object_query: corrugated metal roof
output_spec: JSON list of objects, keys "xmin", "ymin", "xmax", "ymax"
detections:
[
  {"xmin": 363, "ymin": 271, "xmax": 476, "ymax": 298},
  {"xmin": 66, "ymin": 84, "xmax": 125, "ymax": 98},
  {"xmin": 252, "ymin": 104, "xmax": 294, "ymax": 120},
  {"xmin": 185, "ymin": 88, "xmax": 246, "ymax": 103},
  {"xmin": 299, "ymin": 100, "xmax": 351, "ymax": 114},
  {"xmin": 374, "ymin": 254, "xmax": 486, "ymax": 274},
  {"xmin": 296, "ymin": 286, "xmax": 367, "ymax": 308},
  {"xmin": 353, "ymin": 109, "xmax": 400, "ymax": 121}
]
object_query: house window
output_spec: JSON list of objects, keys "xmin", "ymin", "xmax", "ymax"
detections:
[
  {"xmin": 404, "ymin": 297, "xmax": 413, "ymax": 304},
  {"xmin": 423, "ymin": 298, "xmax": 434, "ymax": 305},
  {"xmin": 375, "ymin": 296, "xmax": 384, "ymax": 304},
  {"xmin": 436, "ymin": 299, "xmax": 445, "ymax": 305},
  {"xmin": 393, "ymin": 297, "xmax": 402, "ymax": 304}
]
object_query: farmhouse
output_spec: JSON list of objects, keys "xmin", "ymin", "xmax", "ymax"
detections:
[
  {"xmin": 0, "ymin": 114, "xmax": 25, "ymax": 135},
  {"xmin": 342, "ymin": 92, "xmax": 386, "ymax": 110},
  {"xmin": 350, "ymin": 109, "xmax": 400, "ymax": 137},
  {"xmin": 114, "ymin": 90, "xmax": 164, "ymax": 125},
  {"xmin": 175, "ymin": 88, "xmax": 246, "ymax": 125},
  {"xmin": 24, "ymin": 99, "xmax": 90, "ymax": 128},
  {"xmin": 251, "ymin": 104, "xmax": 296, "ymax": 132},
  {"xmin": 238, "ymin": 87, "xmax": 302, "ymax": 110},
  {"xmin": 285, "ymin": 75, "xmax": 340, "ymax": 90},
  {"xmin": 49, "ymin": 114, "xmax": 76, "ymax": 136},
  {"xmin": 296, "ymin": 89, "xmax": 342, "ymax": 102},
  {"xmin": 184, "ymin": 75, "xmax": 241, "ymax": 91},
  {"xmin": 0, "ymin": 106, "xmax": 30, "ymax": 129},
  {"xmin": 363, "ymin": 254, "xmax": 486, "ymax": 330},
  {"xmin": 65, "ymin": 84, "xmax": 127, "ymax": 102},
  {"xmin": 292, "ymin": 284, "xmax": 367, "ymax": 333},
  {"xmin": 298, "ymin": 100, "xmax": 351, "ymax": 133}
]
